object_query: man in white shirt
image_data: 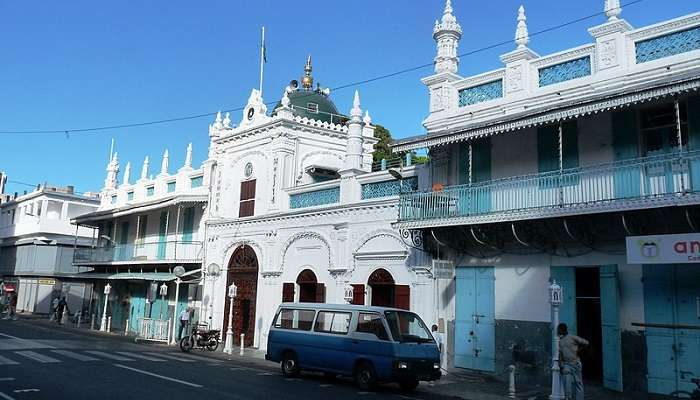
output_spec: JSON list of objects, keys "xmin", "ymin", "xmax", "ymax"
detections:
[
  {"xmin": 431, "ymin": 324, "xmax": 444, "ymax": 363},
  {"xmin": 178, "ymin": 307, "xmax": 191, "ymax": 340}
]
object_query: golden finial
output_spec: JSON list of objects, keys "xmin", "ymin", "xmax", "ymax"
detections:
[{"xmin": 301, "ymin": 54, "xmax": 313, "ymax": 90}]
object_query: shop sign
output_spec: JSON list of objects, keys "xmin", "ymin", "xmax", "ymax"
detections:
[
  {"xmin": 626, "ymin": 233, "xmax": 700, "ymax": 264},
  {"xmin": 38, "ymin": 279, "xmax": 56, "ymax": 285}
]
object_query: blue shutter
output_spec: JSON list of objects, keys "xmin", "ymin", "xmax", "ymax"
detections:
[
  {"xmin": 182, "ymin": 207, "xmax": 194, "ymax": 243},
  {"xmin": 549, "ymin": 266, "xmax": 577, "ymax": 337},
  {"xmin": 612, "ymin": 110, "xmax": 641, "ymax": 198},
  {"xmin": 600, "ymin": 265, "xmax": 623, "ymax": 392},
  {"xmin": 687, "ymin": 96, "xmax": 700, "ymax": 190}
]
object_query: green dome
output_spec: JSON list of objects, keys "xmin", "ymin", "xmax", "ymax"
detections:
[{"xmin": 272, "ymin": 90, "xmax": 346, "ymax": 125}]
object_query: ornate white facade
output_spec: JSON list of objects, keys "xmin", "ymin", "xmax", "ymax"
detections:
[{"xmin": 201, "ymin": 61, "xmax": 438, "ymax": 350}]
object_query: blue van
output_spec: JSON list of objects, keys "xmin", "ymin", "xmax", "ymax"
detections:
[{"xmin": 265, "ymin": 303, "xmax": 441, "ymax": 391}]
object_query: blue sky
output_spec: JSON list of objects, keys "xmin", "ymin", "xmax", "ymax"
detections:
[{"xmin": 0, "ymin": 0, "xmax": 697, "ymax": 195}]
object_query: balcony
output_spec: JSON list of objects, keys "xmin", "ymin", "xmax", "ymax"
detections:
[
  {"xmin": 398, "ymin": 151, "xmax": 700, "ymax": 228},
  {"xmin": 73, "ymin": 240, "xmax": 202, "ymax": 265}
]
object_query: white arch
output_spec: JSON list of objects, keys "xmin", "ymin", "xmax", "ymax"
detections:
[
  {"xmin": 280, "ymin": 231, "xmax": 335, "ymax": 271},
  {"xmin": 221, "ymin": 239, "xmax": 264, "ymax": 272}
]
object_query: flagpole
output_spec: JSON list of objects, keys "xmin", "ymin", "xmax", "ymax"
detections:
[{"xmin": 259, "ymin": 26, "xmax": 265, "ymax": 98}]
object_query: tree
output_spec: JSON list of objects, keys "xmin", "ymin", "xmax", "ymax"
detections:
[{"xmin": 372, "ymin": 124, "xmax": 393, "ymax": 163}]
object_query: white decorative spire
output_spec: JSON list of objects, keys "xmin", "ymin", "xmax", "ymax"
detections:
[
  {"xmin": 123, "ymin": 162, "xmax": 131, "ymax": 185},
  {"xmin": 184, "ymin": 143, "xmax": 193, "ymax": 168},
  {"xmin": 605, "ymin": 0, "xmax": 621, "ymax": 21},
  {"xmin": 363, "ymin": 110, "xmax": 372, "ymax": 126},
  {"xmin": 222, "ymin": 112, "xmax": 231, "ymax": 128},
  {"xmin": 213, "ymin": 111, "xmax": 223, "ymax": 129},
  {"xmin": 281, "ymin": 90, "xmax": 291, "ymax": 108},
  {"xmin": 515, "ymin": 5, "xmax": 529, "ymax": 49},
  {"xmin": 160, "ymin": 149, "xmax": 169, "ymax": 175},
  {"xmin": 351, "ymin": 90, "xmax": 362, "ymax": 118},
  {"xmin": 140, "ymin": 156, "xmax": 150, "ymax": 181},
  {"xmin": 345, "ymin": 91, "xmax": 365, "ymax": 171},
  {"xmin": 104, "ymin": 152, "xmax": 119, "ymax": 190},
  {"xmin": 432, "ymin": 0, "xmax": 462, "ymax": 74}
]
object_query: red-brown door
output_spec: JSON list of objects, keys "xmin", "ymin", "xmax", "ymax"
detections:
[{"xmin": 222, "ymin": 245, "xmax": 258, "ymax": 347}]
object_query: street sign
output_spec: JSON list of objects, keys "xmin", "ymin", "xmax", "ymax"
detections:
[
  {"xmin": 38, "ymin": 279, "xmax": 56, "ymax": 285},
  {"xmin": 433, "ymin": 260, "xmax": 454, "ymax": 279}
]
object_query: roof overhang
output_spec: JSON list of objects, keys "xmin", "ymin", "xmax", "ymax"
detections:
[
  {"xmin": 393, "ymin": 77, "xmax": 700, "ymax": 152},
  {"xmin": 73, "ymin": 194, "xmax": 207, "ymax": 225}
]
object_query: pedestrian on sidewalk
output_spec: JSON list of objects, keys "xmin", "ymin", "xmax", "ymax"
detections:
[
  {"xmin": 178, "ymin": 307, "xmax": 192, "ymax": 340},
  {"xmin": 56, "ymin": 296, "xmax": 68, "ymax": 324},
  {"xmin": 558, "ymin": 323, "xmax": 589, "ymax": 400},
  {"xmin": 49, "ymin": 297, "xmax": 59, "ymax": 321},
  {"xmin": 8, "ymin": 293, "xmax": 18, "ymax": 320}
]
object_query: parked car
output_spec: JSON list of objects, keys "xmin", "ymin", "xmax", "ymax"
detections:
[{"xmin": 265, "ymin": 303, "xmax": 440, "ymax": 391}]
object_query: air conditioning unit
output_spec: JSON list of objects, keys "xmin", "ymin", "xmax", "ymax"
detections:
[{"xmin": 432, "ymin": 260, "xmax": 454, "ymax": 279}]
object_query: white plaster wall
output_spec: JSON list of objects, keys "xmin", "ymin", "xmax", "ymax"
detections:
[
  {"xmin": 618, "ymin": 262, "xmax": 644, "ymax": 330},
  {"xmin": 491, "ymin": 128, "xmax": 538, "ymax": 180},
  {"xmin": 219, "ymin": 150, "xmax": 271, "ymax": 219},
  {"xmin": 495, "ymin": 264, "xmax": 551, "ymax": 322}
]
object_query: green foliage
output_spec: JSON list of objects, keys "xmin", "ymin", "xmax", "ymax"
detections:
[{"xmin": 373, "ymin": 124, "xmax": 393, "ymax": 163}]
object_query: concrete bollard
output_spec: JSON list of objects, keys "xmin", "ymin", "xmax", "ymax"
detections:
[
  {"xmin": 76, "ymin": 312, "xmax": 82, "ymax": 328},
  {"xmin": 124, "ymin": 318, "xmax": 129, "ymax": 335},
  {"xmin": 91, "ymin": 312, "xmax": 96, "ymax": 330},
  {"xmin": 508, "ymin": 364, "xmax": 516, "ymax": 399},
  {"xmin": 239, "ymin": 334, "xmax": 245, "ymax": 356},
  {"xmin": 61, "ymin": 310, "xmax": 69, "ymax": 325},
  {"xmin": 107, "ymin": 316, "xmax": 112, "ymax": 332}
]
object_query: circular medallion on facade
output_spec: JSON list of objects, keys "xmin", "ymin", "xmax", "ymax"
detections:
[
  {"xmin": 244, "ymin": 162, "xmax": 253, "ymax": 178},
  {"xmin": 207, "ymin": 263, "xmax": 221, "ymax": 277},
  {"xmin": 247, "ymin": 107, "xmax": 255, "ymax": 120}
]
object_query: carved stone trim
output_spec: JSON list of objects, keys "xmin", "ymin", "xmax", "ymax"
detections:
[
  {"xmin": 531, "ymin": 44, "xmax": 596, "ymax": 69},
  {"xmin": 280, "ymin": 231, "xmax": 334, "ymax": 272},
  {"xmin": 627, "ymin": 13, "xmax": 700, "ymax": 41}
]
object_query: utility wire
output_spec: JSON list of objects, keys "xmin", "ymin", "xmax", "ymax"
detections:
[{"xmin": 0, "ymin": 0, "xmax": 645, "ymax": 135}]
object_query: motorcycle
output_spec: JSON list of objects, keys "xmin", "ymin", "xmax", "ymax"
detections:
[{"xmin": 180, "ymin": 324, "xmax": 220, "ymax": 352}]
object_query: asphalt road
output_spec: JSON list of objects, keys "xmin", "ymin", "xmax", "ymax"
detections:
[{"xmin": 0, "ymin": 319, "xmax": 458, "ymax": 400}]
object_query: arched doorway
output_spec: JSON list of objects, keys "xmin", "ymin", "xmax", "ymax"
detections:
[
  {"xmin": 368, "ymin": 268, "xmax": 410, "ymax": 310},
  {"xmin": 296, "ymin": 269, "xmax": 324, "ymax": 303},
  {"xmin": 223, "ymin": 245, "xmax": 258, "ymax": 347}
]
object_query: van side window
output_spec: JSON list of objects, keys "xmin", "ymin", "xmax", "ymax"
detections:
[
  {"xmin": 274, "ymin": 308, "xmax": 316, "ymax": 331},
  {"xmin": 314, "ymin": 311, "xmax": 351, "ymax": 335},
  {"xmin": 357, "ymin": 313, "xmax": 390, "ymax": 340}
]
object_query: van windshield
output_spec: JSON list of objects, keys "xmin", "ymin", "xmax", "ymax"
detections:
[{"xmin": 384, "ymin": 311, "xmax": 435, "ymax": 344}]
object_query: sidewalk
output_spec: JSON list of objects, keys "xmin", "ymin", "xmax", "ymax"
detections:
[{"xmin": 10, "ymin": 313, "xmax": 660, "ymax": 400}]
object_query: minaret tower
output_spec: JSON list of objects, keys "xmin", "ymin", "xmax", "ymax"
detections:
[
  {"xmin": 433, "ymin": 0, "xmax": 462, "ymax": 74},
  {"xmin": 104, "ymin": 152, "xmax": 119, "ymax": 190}
]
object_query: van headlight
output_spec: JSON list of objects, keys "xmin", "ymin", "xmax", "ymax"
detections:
[
  {"xmin": 433, "ymin": 363, "xmax": 440, "ymax": 369},
  {"xmin": 397, "ymin": 361, "xmax": 409, "ymax": 369}
]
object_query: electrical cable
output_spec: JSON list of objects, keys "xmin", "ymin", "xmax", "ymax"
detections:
[{"xmin": 0, "ymin": 0, "xmax": 646, "ymax": 135}]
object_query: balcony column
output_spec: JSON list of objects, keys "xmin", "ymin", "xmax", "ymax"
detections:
[
  {"xmin": 674, "ymin": 99, "xmax": 687, "ymax": 191},
  {"xmin": 558, "ymin": 122, "xmax": 564, "ymax": 205},
  {"xmin": 164, "ymin": 208, "xmax": 170, "ymax": 258},
  {"xmin": 174, "ymin": 205, "xmax": 181, "ymax": 259},
  {"xmin": 468, "ymin": 143, "xmax": 473, "ymax": 185}
]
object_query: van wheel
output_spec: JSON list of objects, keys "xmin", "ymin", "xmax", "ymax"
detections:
[
  {"xmin": 281, "ymin": 352, "xmax": 300, "ymax": 377},
  {"xmin": 354, "ymin": 362, "xmax": 377, "ymax": 391},
  {"xmin": 398, "ymin": 378, "xmax": 419, "ymax": 391}
]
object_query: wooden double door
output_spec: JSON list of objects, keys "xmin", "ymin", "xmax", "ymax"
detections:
[{"xmin": 223, "ymin": 245, "xmax": 258, "ymax": 347}]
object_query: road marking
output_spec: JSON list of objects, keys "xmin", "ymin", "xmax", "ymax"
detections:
[
  {"xmin": 0, "ymin": 333, "xmax": 21, "ymax": 339},
  {"xmin": 319, "ymin": 384, "xmax": 333, "ymax": 388},
  {"xmin": 14, "ymin": 351, "xmax": 60, "ymax": 363},
  {"xmin": 113, "ymin": 364, "xmax": 203, "ymax": 388},
  {"xmin": 0, "ymin": 355, "xmax": 19, "ymax": 366},
  {"xmin": 85, "ymin": 351, "xmax": 134, "ymax": 361},
  {"xmin": 13, "ymin": 389, "xmax": 39, "ymax": 393},
  {"xmin": 0, "ymin": 378, "xmax": 15, "ymax": 382},
  {"xmin": 0, "ymin": 392, "xmax": 16, "ymax": 400},
  {"xmin": 50, "ymin": 350, "xmax": 99, "ymax": 362},
  {"xmin": 116, "ymin": 352, "xmax": 166, "ymax": 362},
  {"xmin": 145, "ymin": 352, "xmax": 196, "ymax": 362}
]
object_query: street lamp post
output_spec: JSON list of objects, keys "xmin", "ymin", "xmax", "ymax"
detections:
[
  {"xmin": 159, "ymin": 282, "xmax": 168, "ymax": 320},
  {"xmin": 549, "ymin": 280, "xmax": 565, "ymax": 400},
  {"xmin": 343, "ymin": 284, "xmax": 354, "ymax": 304},
  {"xmin": 223, "ymin": 283, "xmax": 238, "ymax": 354},
  {"xmin": 100, "ymin": 283, "xmax": 111, "ymax": 332}
]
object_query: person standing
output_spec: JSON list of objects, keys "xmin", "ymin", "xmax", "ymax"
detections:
[
  {"xmin": 558, "ymin": 323, "xmax": 589, "ymax": 400},
  {"xmin": 56, "ymin": 297, "xmax": 67, "ymax": 324},
  {"xmin": 178, "ymin": 307, "xmax": 191, "ymax": 340},
  {"xmin": 8, "ymin": 293, "xmax": 18, "ymax": 320},
  {"xmin": 50, "ymin": 297, "xmax": 59, "ymax": 321}
]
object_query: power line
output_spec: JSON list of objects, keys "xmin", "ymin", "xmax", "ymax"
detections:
[{"xmin": 0, "ymin": 0, "xmax": 646, "ymax": 135}]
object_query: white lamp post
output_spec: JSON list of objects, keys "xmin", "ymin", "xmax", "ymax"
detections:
[
  {"xmin": 344, "ymin": 284, "xmax": 354, "ymax": 304},
  {"xmin": 223, "ymin": 283, "xmax": 238, "ymax": 354},
  {"xmin": 549, "ymin": 280, "xmax": 565, "ymax": 400},
  {"xmin": 159, "ymin": 282, "xmax": 168, "ymax": 320},
  {"xmin": 100, "ymin": 283, "xmax": 111, "ymax": 332}
]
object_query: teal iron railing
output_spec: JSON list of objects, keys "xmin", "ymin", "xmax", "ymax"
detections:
[
  {"xmin": 74, "ymin": 240, "xmax": 203, "ymax": 264},
  {"xmin": 399, "ymin": 151, "xmax": 700, "ymax": 222}
]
